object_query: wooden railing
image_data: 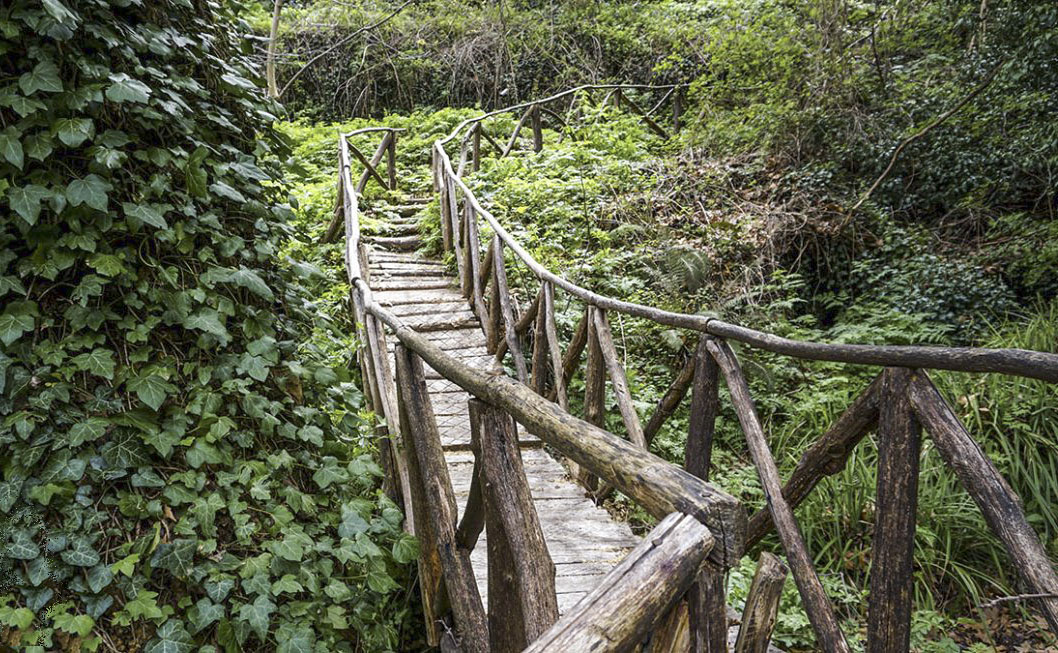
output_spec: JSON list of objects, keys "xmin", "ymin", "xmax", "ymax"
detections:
[
  {"xmin": 337, "ymin": 85, "xmax": 1058, "ymax": 652},
  {"xmin": 322, "ymin": 126, "xmax": 401, "ymax": 243}
]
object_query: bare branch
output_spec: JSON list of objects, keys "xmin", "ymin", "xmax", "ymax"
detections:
[{"xmin": 278, "ymin": 0, "xmax": 418, "ymax": 99}]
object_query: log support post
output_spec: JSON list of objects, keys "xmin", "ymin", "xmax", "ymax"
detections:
[
  {"xmin": 686, "ymin": 336, "xmax": 728, "ymax": 652},
  {"xmin": 867, "ymin": 368, "xmax": 921, "ymax": 653},
  {"xmin": 394, "ymin": 344, "xmax": 488, "ymax": 653},
  {"xmin": 387, "ymin": 130, "xmax": 397, "ymax": 190},
  {"xmin": 474, "ymin": 399, "xmax": 559, "ymax": 651},
  {"xmin": 531, "ymin": 104, "xmax": 544, "ymax": 152},
  {"xmin": 734, "ymin": 552, "xmax": 788, "ymax": 653},
  {"xmin": 909, "ymin": 373, "xmax": 1058, "ymax": 636}
]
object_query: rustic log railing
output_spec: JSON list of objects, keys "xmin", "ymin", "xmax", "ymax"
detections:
[
  {"xmin": 322, "ymin": 126, "xmax": 401, "ymax": 243},
  {"xmin": 336, "ymin": 84, "xmax": 1058, "ymax": 652}
]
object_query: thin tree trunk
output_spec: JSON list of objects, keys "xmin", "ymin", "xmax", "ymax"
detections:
[{"xmin": 266, "ymin": 0, "xmax": 284, "ymax": 98}]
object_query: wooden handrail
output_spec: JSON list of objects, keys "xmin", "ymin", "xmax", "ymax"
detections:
[
  {"xmin": 524, "ymin": 512, "xmax": 714, "ymax": 652},
  {"xmin": 432, "ymin": 112, "xmax": 1058, "ymax": 381}
]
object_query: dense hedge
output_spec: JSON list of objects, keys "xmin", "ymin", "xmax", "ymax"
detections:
[{"xmin": 0, "ymin": 1, "xmax": 415, "ymax": 651}]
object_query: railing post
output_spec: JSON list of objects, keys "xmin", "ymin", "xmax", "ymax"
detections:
[
  {"xmin": 686, "ymin": 335, "xmax": 728, "ymax": 653},
  {"xmin": 472, "ymin": 123, "xmax": 482, "ymax": 172},
  {"xmin": 394, "ymin": 344, "xmax": 489, "ymax": 652},
  {"xmin": 531, "ymin": 104, "xmax": 543, "ymax": 153},
  {"xmin": 734, "ymin": 552, "xmax": 788, "ymax": 653},
  {"xmin": 867, "ymin": 367, "xmax": 921, "ymax": 653},
  {"xmin": 472, "ymin": 399, "xmax": 559, "ymax": 651},
  {"xmin": 387, "ymin": 130, "xmax": 397, "ymax": 190}
]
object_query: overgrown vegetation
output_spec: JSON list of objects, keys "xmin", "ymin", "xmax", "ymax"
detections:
[{"xmin": 0, "ymin": 1, "xmax": 417, "ymax": 651}]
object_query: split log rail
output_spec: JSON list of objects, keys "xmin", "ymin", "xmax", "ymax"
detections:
[{"xmin": 331, "ymin": 84, "xmax": 1058, "ymax": 652}]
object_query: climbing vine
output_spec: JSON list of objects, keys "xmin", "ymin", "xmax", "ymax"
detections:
[{"xmin": 0, "ymin": 1, "xmax": 416, "ymax": 651}]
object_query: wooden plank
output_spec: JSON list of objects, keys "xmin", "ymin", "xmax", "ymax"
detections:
[{"xmin": 908, "ymin": 373, "xmax": 1058, "ymax": 636}]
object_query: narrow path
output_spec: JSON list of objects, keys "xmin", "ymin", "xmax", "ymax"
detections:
[{"xmin": 363, "ymin": 196, "xmax": 640, "ymax": 614}]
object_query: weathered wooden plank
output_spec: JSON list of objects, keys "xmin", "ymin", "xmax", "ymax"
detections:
[
  {"xmin": 908, "ymin": 373, "xmax": 1058, "ymax": 636},
  {"xmin": 524, "ymin": 513, "xmax": 714, "ymax": 652}
]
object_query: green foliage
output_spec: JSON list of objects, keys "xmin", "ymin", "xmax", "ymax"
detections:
[{"xmin": 0, "ymin": 1, "xmax": 413, "ymax": 650}]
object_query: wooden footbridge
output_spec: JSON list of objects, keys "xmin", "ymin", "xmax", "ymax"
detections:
[{"xmin": 324, "ymin": 86, "xmax": 1058, "ymax": 652}]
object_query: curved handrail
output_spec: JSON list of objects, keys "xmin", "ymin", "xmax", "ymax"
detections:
[{"xmin": 431, "ymin": 87, "xmax": 1058, "ymax": 383}]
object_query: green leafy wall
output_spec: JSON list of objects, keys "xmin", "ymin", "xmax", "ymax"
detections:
[{"xmin": 0, "ymin": 1, "xmax": 415, "ymax": 651}]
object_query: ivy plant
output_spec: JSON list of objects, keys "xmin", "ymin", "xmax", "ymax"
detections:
[{"xmin": 0, "ymin": 0, "xmax": 416, "ymax": 651}]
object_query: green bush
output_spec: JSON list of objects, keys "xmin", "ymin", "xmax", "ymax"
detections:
[{"xmin": 0, "ymin": 1, "xmax": 415, "ymax": 650}]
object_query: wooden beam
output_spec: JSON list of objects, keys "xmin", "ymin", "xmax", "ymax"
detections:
[
  {"xmin": 531, "ymin": 285, "xmax": 550, "ymax": 396},
  {"xmin": 745, "ymin": 375, "xmax": 882, "ymax": 548},
  {"xmin": 868, "ymin": 368, "xmax": 921, "ymax": 653},
  {"xmin": 542, "ymin": 282, "xmax": 568, "ymax": 411},
  {"xmin": 644, "ymin": 351, "xmax": 696, "ymax": 446},
  {"xmin": 394, "ymin": 345, "xmax": 489, "ymax": 653},
  {"xmin": 908, "ymin": 373, "xmax": 1058, "ymax": 636},
  {"xmin": 531, "ymin": 104, "xmax": 544, "ymax": 152},
  {"xmin": 685, "ymin": 336, "xmax": 727, "ymax": 653},
  {"xmin": 524, "ymin": 513, "xmax": 713, "ymax": 652},
  {"xmin": 491, "ymin": 237, "xmax": 529, "ymax": 383},
  {"xmin": 592, "ymin": 308, "xmax": 647, "ymax": 449},
  {"xmin": 387, "ymin": 131, "xmax": 397, "ymax": 189},
  {"xmin": 734, "ymin": 552, "xmax": 788, "ymax": 653},
  {"xmin": 707, "ymin": 339, "xmax": 851, "ymax": 653},
  {"xmin": 455, "ymin": 400, "xmax": 486, "ymax": 552},
  {"xmin": 476, "ymin": 400, "xmax": 559, "ymax": 650}
]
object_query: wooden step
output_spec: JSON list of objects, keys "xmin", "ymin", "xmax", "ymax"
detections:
[{"xmin": 365, "ymin": 234, "xmax": 421, "ymax": 251}]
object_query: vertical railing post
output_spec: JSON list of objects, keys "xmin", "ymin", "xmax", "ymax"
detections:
[
  {"xmin": 531, "ymin": 104, "xmax": 544, "ymax": 153},
  {"xmin": 867, "ymin": 367, "xmax": 921, "ymax": 653},
  {"xmin": 472, "ymin": 123, "xmax": 482, "ymax": 172},
  {"xmin": 686, "ymin": 335, "xmax": 728, "ymax": 652},
  {"xmin": 472, "ymin": 399, "xmax": 559, "ymax": 651},
  {"xmin": 387, "ymin": 130, "xmax": 397, "ymax": 190}
]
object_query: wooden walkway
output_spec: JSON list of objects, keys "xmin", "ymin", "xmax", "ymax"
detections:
[{"xmin": 364, "ymin": 199, "xmax": 642, "ymax": 615}]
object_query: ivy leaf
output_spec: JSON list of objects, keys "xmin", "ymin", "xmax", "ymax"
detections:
[
  {"xmin": 205, "ymin": 577, "xmax": 235, "ymax": 603},
  {"xmin": 227, "ymin": 267, "xmax": 274, "ymax": 301},
  {"xmin": 42, "ymin": 0, "xmax": 78, "ymax": 24},
  {"xmin": 311, "ymin": 462, "xmax": 347, "ymax": 489},
  {"xmin": 7, "ymin": 184, "xmax": 50, "ymax": 225},
  {"xmin": 0, "ymin": 479, "xmax": 23, "ymax": 512},
  {"xmin": 144, "ymin": 619, "xmax": 194, "ymax": 653},
  {"xmin": 151, "ymin": 538, "xmax": 197, "ymax": 578},
  {"xmin": 276, "ymin": 626, "xmax": 315, "ymax": 653},
  {"xmin": 270, "ymin": 574, "xmax": 303, "ymax": 595},
  {"xmin": 106, "ymin": 73, "xmax": 152, "ymax": 104},
  {"xmin": 209, "ymin": 181, "xmax": 245, "ymax": 203},
  {"xmin": 53, "ymin": 117, "xmax": 94, "ymax": 147},
  {"xmin": 187, "ymin": 598, "xmax": 224, "ymax": 634},
  {"xmin": 111, "ymin": 553, "xmax": 140, "ymax": 577},
  {"xmin": 0, "ymin": 301, "xmax": 36, "ymax": 345},
  {"xmin": 61, "ymin": 536, "xmax": 100, "ymax": 567},
  {"xmin": 270, "ymin": 535, "xmax": 304, "ymax": 562},
  {"xmin": 238, "ymin": 595, "xmax": 275, "ymax": 641},
  {"xmin": 19, "ymin": 59, "xmax": 63, "ymax": 95},
  {"xmin": 338, "ymin": 504, "xmax": 369, "ymax": 539},
  {"xmin": 24, "ymin": 134, "xmax": 54, "ymax": 161},
  {"xmin": 0, "ymin": 126, "xmax": 24, "ymax": 169},
  {"xmin": 87, "ymin": 563, "xmax": 114, "ymax": 593},
  {"xmin": 392, "ymin": 534, "xmax": 419, "ymax": 564},
  {"xmin": 6, "ymin": 529, "xmax": 40, "ymax": 560},
  {"xmin": 184, "ymin": 309, "xmax": 228, "ymax": 340},
  {"xmin": 128, "ymin": 371, "xmax": 175, "ymax": 411},
  {"xmin": 71, "ymin": 348, "xmax": 116, "ymax": 380},
  {"xmin": 69, "ymin": 417, "xmax": 109, "ymax": 447},
  {"xmin": 123, "ymin": 202, "xmax": 168, "ymax": 229},
  {"xmin": 66, "ymin": 174, "xmax": 111, "ymax": 211}
]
